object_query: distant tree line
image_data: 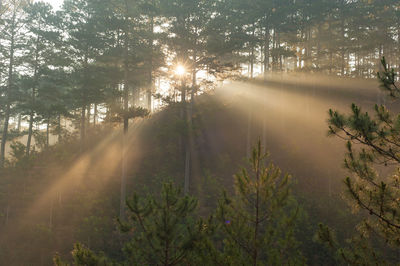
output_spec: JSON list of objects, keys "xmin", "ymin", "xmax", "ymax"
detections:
[{"xmin": 1, "ymin": 0, "xmax": 399, "ymax": 167}]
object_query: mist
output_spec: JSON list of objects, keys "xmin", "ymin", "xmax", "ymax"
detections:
[{"xmin": 1, "ymin": 0, "xmax": 400, "ymax": 264}]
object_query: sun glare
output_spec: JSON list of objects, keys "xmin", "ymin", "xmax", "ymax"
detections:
[{"xmin": 175, "ymin": 65, "xmax": 186, "ymax": 76}]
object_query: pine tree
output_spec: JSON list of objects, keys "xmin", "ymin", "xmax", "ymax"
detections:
[
  {"xmin": 61, "ymin": 0, "xmax": 105, "ymax": 144},
  {"xmin": 119, "ymin": 182, "xmax": 203, "ymax": 265},
  {"xmin": 54, "ymin": 243, "xmax": 112, "ymax": 266},
  {"xmin": 0, "ymin": 0, "xmax": 29, "ymax": 168},
  {"xmin": 317, "ymin": 58, "xmax": 400, "ymax": 264},
  {"xmin": 216, "ymin": 140, "xmax": 304, "ymax": 266},
  {"xmin": 22, "ymin": 1, "xmax": 62, "ymax": 156}
]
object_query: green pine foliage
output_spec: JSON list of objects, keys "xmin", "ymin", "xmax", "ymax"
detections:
[
  {"xmin": 54, "ymin": 243, "xmax": 113, "ymax": 266},
  {"xmin": 55, "ymin": 142, "xmax": 305, "ymax": 265},
  {"xmin": 1, "ymin": 0, "xmax": 400, "ymax": 264},
  {"xmin": 216, "ymin": 140, "xmax": 304, "ymax": 265},
  {"xmin": 119, "ymin": 182, "xmax": 202, "ymax": 265},
  {"xmin": 317, "ymin": 58, "xmax": 400, "ymax": 263}
]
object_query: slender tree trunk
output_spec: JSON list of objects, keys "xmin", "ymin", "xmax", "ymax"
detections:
[
  {"xmin": 317, "ymin": 24, "xmax": 321, "ymax": 70},
  {"xmin": 262, "ymin": 114, "xmax": 267, "ymax": 148},
  {"xmin": 262, "ymin": 88, "xmax": 267, "ymax": 147},
  {"xmin": 278, "ymin": 33, "xmax": 282, "ymax": 71},
  {"xmin": 184, "ymin": 134, "xmax": 190, "ymax": 195},
  {"xmin": 306, "ymin": 26, "xmax": 312, "ymax": 69},
  {"xmin": 397, "ymin": 27, "xmax": 400, "ymax": 76},
  {"xmin": 120, "ymin": 17, "xmax": 130, "ymax": 220},
  {"xmin": 58, "ymin": 115, "xmax": 61, "ymax": 141},
  {"xmin": 86, "ymin": 104, "xmax": 91, "ymax": 130},
  {"xmin": 147, "ymin": 9, "xmax": 154, "ymax": 113},
  {"xmin": 341, "ymin": 49, "xmax": 345, "ymax": 76},
  {"xmin": 398, "ymin": 28, "xmax": 400, "ymax": 75},
  {"xmin": 16, "ymin": 114, "xmax": 21, "ymax": 132},
  {"xmin": 0, "ymin": 8, "xmax": 16, "ymax": 168},
  {"xmin": 369, "ymin": 52, "xmax": 373, "ymax": 78},
  {"xmin": 27, "ymin": 111, "xmax": 34, "ymax": 156},
  {"xmin": 183, "ymin": 46, "xmax": 197, "ymax": 195},
  {"xmin": 46, "ymin": 115, "xmax": 50, "ymax": 148},
  {"xmin": 250, "ymin": 25, "xmax": 255, "ymax": 78},
  {"xmin": 246, "ymin": 107, "xmax": 252, "ymax": 159},
  {"xmin": 27, "ymin": 33, "xmax": 40, "ymax": 157},
  {"xmin": 341, "ymin": 20, "xmax": 346, "ymax": 76},
  {"xmin": 253, "ymin": 150, "xmax": 261, "ymax": 266},
  {"xmin": 80, "ymin": 105, "xmax": 86, "ymax": 142},
  {"xmin": 80, "ymin": 46, "xmax": 89, "ymax": 145},
  {"xmin": 246, "ymin": 55, "xmax": 253, "ymax": 156},
  {"xmin": 49, "ymin": 198, "xmax": 53, "ymax": 230},
  {"xmin": 328, "ymin": 19, "xmax": 333, "ymax": 75},
  {"xmin": 93, "ymin": 103, "xmax": 97, "ymax": 126},
  {"xmin": 272, "ymin": 29, "xmax": 277, "ymax": 71},
  {"xmin": 180, "ymin": 75, "xmax": 188, "ymax": 189}
]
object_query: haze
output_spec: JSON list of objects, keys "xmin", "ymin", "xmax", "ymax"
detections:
[{"xmin": 0, "ymin": 0, "xmax": 399, "ymax": 265}]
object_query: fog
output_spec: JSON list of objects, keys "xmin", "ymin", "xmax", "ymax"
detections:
[{"xmin": 0, "ymin": 74, "xmax": 393, "ymax": 264}]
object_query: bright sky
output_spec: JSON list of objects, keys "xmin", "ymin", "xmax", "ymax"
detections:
[{"xmin": 42, "ymin": 0, "xmax": 63, "ymax": 10}]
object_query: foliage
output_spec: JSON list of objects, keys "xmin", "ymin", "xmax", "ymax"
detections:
[
  {"xmin": 320, "ymin": 59, "xmax": 400, "ymax": 263},
  {"xmin": 315, "ymin": 223, "xmax": 384, "ymax": 265},
  {"xmin": 8, "ymin": 141, "xmax": 26, "ymax": 165},
  {"xmin": 54, "ymin": 140, "xmax": 307, "ymax": 265},
  {"xmin": 0, "ymin": 0, "xmax": 399, "ymax": 264},
  {"xmin": 105, "ymin": 106, "xmax": 150, "ymax": 124},
  {"xmin": 216, "ymin": 140, "xmax": 304, "ymax": 265},
  {"xmin": 119, "ymin": 182, "xmax": 202, "ymax": 265},
  {"xmin": 54, "ymin": 243, "xmax": 113, "ymax": 266},
  {"xmin": 378, "ymin": 57, "xmax": 400, "ymax": 98}
]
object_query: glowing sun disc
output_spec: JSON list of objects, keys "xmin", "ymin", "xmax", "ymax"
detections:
[{"xmin": 175, "ymin": 65, "xmax": 186, "ymax": 76}]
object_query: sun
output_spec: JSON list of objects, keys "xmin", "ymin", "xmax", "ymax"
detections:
[{"xmin": 175, "ymin": 65, "xmax": 186, "ymax": 76}]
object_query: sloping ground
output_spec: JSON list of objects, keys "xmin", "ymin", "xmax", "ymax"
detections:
[{"xmin": 0, "ymin": 76, "xmax": 387, "ymax": 265}]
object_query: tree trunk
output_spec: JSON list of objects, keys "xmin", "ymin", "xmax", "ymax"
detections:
[
  {"xmin": 80, "ymin": 48, "xmax": 89, "ymax": 145},
  {"xmin": 341, "ymin": 20, "xmax": 345, "ymax": 76},
  {"xmin": 180, "ymin": 77, "xmax": 188, "ymax": 188},
  {"xmin": 306, "ymin": 27, "xmax": 311, "ymax": 69},
  {"xmin": 246, "ymin": 107, "xmax": 252, "ymax": 159},
  {"xmin": 58, "ymin": 115, "xmax": 61, "ymax": 141},
  {"xmin": 183, "ymin": 47, "xmax": 197, "ymax": 195},
  {"xmin": 398, "ymin": 28, "xmax": 400, "ymax": 75},
  {"xmin": 93, "ymin": 103, "xmax": 97, "ymax": 126},
  {"xmin": 272, "ymin": 29, "xmax": 277, "ymax": 71},
  {"xmin": 86, "ymin": 104, "xmax": 91, "ymax": 130},
  {"xmin": 120, "ymin": 17, "xmax": 130, "ymax": 220},
  {"xmin": 16, "ymin": 114, "xmax": 21, "ymax": 132},
  {"xmin": 49, "ymin": 198, "xmax": 53, "ymax": 230},
  {"xmin": 147, "ymin": 9, "xmax": 154, "ymax": 113},
  {"xmin": 80, "ymin": 105, "xmax": 86, "ymax": 143},
  {"xmin": 264, "ymin": 26, "xmax": 269, "ymax": 78},
  {"xmin": 253, "ymin": 151, "xmax": 261, "ymax": 266},
  {"xmin": 27, "ymin": 32, "xmax": 40, "ymax": 157},
  {"xmin": 27, "ymin": 111, "xmax": 34, "ymax": 156},
  {"xmin": 317, "ymin": 24, "xmax": 321, "ymax": 70},
  {"xmin": 262, "ymin": 107, "xmax": 267, "ymax": 148},
  {"xmin": 46, "ymin": 114, "xmax": 50, "ymax": 148},
  {"xmin": 250, "ymin": 25, "xmax": 255, "ymax": 78}
]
